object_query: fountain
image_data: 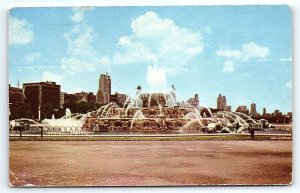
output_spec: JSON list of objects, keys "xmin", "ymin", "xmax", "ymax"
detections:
[
  {"xmin": 81, "ymin": 84, "xmax": 262, "ymax": 134},
  {"xmin": 42, "ymin": 108, "xmax": 86, "ymax": 132},
  {"xmin": 147, "ymin": 64, "xmax": 167, "ymax": 93},
  {"xmin": 41, "ymin": 63, "xmax": 262, "ymax": 134}
]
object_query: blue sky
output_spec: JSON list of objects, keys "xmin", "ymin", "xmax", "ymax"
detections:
[{"xmin": 8, "ymin": 6, "xmax": 292, "ymax": 113}]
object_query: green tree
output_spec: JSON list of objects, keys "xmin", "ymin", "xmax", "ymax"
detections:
[
  {"xmin": 10, "ymin": 102, "xmax": 32, "ymax": 120},
  {"xmin": 64, "ymin": 101, "xmax": 101, "ymax": 114},
  {"xmin": 41, "ymin": 103, "xmax": 55, "ymax": 119}
]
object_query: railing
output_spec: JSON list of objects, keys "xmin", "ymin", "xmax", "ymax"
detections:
[
  {"xmin": 9, "ymin": 125, "xmax": 292, "ymax": 139},
  {"xmin": 9, "ymin": 126, "xmax": 93, "ymax": 138}
]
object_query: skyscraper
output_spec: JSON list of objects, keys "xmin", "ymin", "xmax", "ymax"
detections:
[
  {"xmin": 217, "ymin": 94, "xmax": 223, "ymax": 110},
  {"xmin": 263, "ymin": 107, "xmax": 266, "ymax": 115},
  {"xmin": 217, "ymin": 94, "xmax": 227, "ymax": 110},
  {"xmin": 250, "ymin": 102, "xmax": 257, "ymax": 116},
  {"xmin": 96, "ymin": 73, "xmax": 111, "ymax": 105}
]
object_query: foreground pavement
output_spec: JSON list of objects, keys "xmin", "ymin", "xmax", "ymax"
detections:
[{"xmin": 9, "ymin": 140, "xmax": 292, "ymax": 186}]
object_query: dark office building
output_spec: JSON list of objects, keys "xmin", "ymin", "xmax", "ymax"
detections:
[{"xmin": 23, "ymin": 81, "xmax": 60, "ymax": 119}]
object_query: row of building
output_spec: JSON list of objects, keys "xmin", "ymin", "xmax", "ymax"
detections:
[
  {"xmin": 9, "ymin": 73, "xmax": 127, "ymax": 119},
  {"xmin": 186, "ymin": 92, "xmax": 292, "ymax": 123},
  {"xmin": 187, "ymin": 93, "xmax": 232, "ymax": 112}
]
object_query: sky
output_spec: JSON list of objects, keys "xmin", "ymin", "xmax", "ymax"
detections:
[{"xmin": 8, "ymin": 5, "xmax": 292, "ymax": 113}]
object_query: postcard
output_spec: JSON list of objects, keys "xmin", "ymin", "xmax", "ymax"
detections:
[{"xmin": 9, "ymin": 5, "xmax": 292, "ymax": 186}]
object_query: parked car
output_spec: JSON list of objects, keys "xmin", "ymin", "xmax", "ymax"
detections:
[{"xmin": 9, "ymin": 118, "xmax": 48, "ymax": 132}]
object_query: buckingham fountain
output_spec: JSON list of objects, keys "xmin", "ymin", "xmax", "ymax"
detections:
[
  {"xmin": 81, "ymin": 85, "xmax": 261, "ymax": 133},
  {"xmin": 43, "ymin": 64, "xmax": 263, "ymax": 134}
]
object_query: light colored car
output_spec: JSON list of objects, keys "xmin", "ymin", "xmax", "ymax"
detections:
[{"xmin": 9, "ymin": 118, "xmax": 48, "ymax": 131}]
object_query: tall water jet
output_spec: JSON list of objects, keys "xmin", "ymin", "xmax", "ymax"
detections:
[
  {"xmin": 134, "ymin": 86, "xmax": 143, "ymax": 108},
  {"xmin": 171, "ymin": 85, "xmax": 176, "ymax": 103},
  {"xmin": 65, "ymin": 108, "xmax": 71, "ymax": 119},
  {"xmin": 130, "ymin": 110, "xmax": 145, "ymax": 130},
  {"xmin": 165, "ymin": 85, "xmax": 176, "ymax": 107},
  {"xmin": 158, "ymin": 104, "xmax": 164, "ymax": 117},
  {"xmin": 147, "ymin": 64, "xmax": 166, "ymax": 93}
]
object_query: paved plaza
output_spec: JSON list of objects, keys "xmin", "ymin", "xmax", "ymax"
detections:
[{"xmin": 9, "ymin": 140, "xmax": 292, "ymax": 186}]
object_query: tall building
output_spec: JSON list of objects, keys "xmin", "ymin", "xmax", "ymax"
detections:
[
  {"xmin": 217, "ymin": 94, "xmax": 227, "ymax": 110},
  {"xmin": 96, "ymin": 73, "xmax": 111, "ymax": 105},
  {"xmin": 23, "ymin": 81, "xmax": 60, "ymax": 119},
  {"xmin": 217, "ymin": 94, "xmax": 222, "ymax": 110},
  {"xmin": 187, "ymin": 94, "xmax": 199, "ymax": 108},
  {"xmin": 250, "ymin": 102, "xmax": 257, "ymax": 116},
  {"xmin": 262, "ymin": 107, "xmax": 266, "ymax": 115}
]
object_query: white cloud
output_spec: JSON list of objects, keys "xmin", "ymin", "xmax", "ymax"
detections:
[
  {"xmin": 216, "ymin": 50, "xmax": 241, "ymax": 60},
  {"xmin": 9, "ymin": 16, "xmax": 34, "ymax": 45},
  {"xmin": 217, "ymin": 42, "xmax": 271, "ymax": 73},
  {"xmin": 61, "ymin": 8, "xmax": 103, "ymax": 75},
  {"xmin": 285, "ymin": 80, "xmax": 292, "ymax": 89},
  {"xmin": 25, "ymin": 52, "xmax": 40, "ymax": 62},
  {"xmin": 241, "ymin": 42, "xmax": 270, "ymax": 61},
  {"xmin": 223, "ymin": 60, "xmax": 235, "ymax": 73},
  {"xmin": 114, "ymin": 36, "xmax": 156, "ymax": 65},
  {"xmin": 112, "ymin": 11, "xmax": 204, "ymax": 75},
  {"xmin": 42, "ymin": 71, "xmax": 64, "ymax": 84}
]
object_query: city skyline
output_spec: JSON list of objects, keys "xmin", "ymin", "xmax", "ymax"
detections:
[
  {"xmin": 9, "ymin": 78, "xmax": 288, "ymax": 116},
  {"xmin": 9, "ymin": 6, "xmax": 292, "ymax": 113}
]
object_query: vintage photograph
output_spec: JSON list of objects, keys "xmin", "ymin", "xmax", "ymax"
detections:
[{"xmin": 8, "ymin": 5, "xmax": 292, "ymax": 186}]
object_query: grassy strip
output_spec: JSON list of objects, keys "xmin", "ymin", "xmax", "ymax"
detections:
[{"xmin": 9, "ymin": 135, "xmax": 291, "ymax": 141}]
